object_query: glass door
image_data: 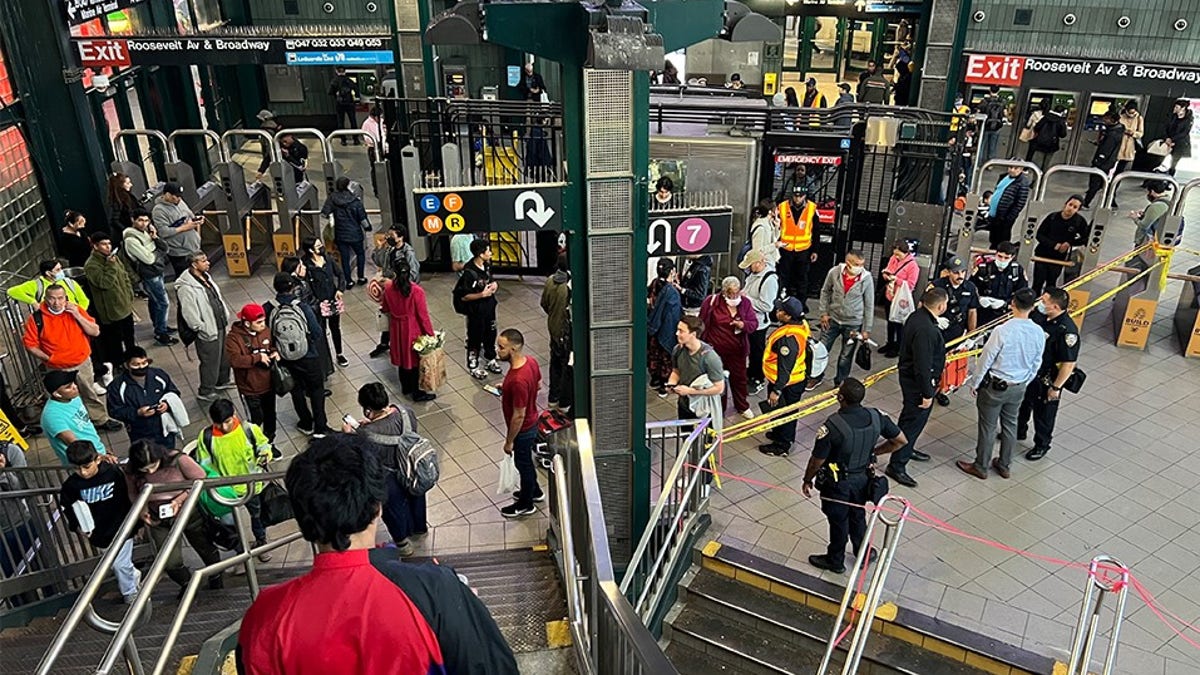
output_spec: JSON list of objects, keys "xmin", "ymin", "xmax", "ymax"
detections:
[
  {"xmin": 969, "ymin": 85, "xmax": 1019, "ymax": 160},
  {"xmin": 799, "ymin": 16, "xmax": 841, "ymax": 74},
  {"xmin": 1019, "ymin": 89, "xmax": 1079, "ymax": 168},
  {"xmin": 842, "ymin": 19, "xmax": 878, "ymax": 77},
  {"xmin": 1070, "ymin": 93, "xmax": 1143, "ymax": 166},
  {"xmin": 782, "ymin": 16, "xmax": 802, "ymax": 73}
]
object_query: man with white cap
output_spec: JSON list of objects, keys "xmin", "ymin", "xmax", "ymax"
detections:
[{"xmin": 740, "ymin": 248, "xmax": 778, "ymax": 394}]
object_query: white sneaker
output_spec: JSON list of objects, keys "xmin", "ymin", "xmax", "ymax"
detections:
[
  {"xmin": 100, "ymin": 363, "xmax": 114, "ymax": 387},
  {"xmin": 92, "ymin": 382, "xmax": 108, "ymax": 396},
  {"xmin": 740, "ymin": 409, "xmax": 755, "ymax": 420}
]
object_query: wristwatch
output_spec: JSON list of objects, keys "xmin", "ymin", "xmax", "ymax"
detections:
[{"xmin": 1049, "ymin": 385, "xmax": 1062, "ymax": 392}]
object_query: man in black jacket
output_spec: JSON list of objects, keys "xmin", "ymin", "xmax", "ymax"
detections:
[
  {"xmin": 327, "ymin": 67, "xmax": 360, "ymax": 144},
  {"xmin": 971, "ymin": 241, "xmax": 1028, "ymax": 324},
  {"xmin": 885, "ymin": 287, "xmax": 948, "ymax": 488},
  {"xmin": 986, "ymin": 165, "xmax": 1030, "ymax": 249},
  {"xmin": 1032, "ymin": 195, "xmax": 1089, "ymax": 293},
  {"xmin": 1082, "ymin": 110, "xmax": 1124, "ymax": 209}
]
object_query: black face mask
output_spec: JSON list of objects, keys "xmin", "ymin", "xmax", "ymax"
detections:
[{"xmin": 129, "ymin": 366, "xmax": 149, "ymax": 377}]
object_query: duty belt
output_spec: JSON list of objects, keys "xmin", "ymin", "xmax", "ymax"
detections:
[{"xmin": 980, "ymin": 373, "xmax": 1019, "ymax": 391}]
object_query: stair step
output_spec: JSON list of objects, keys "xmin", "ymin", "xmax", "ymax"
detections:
[
  {"xmin": 682, "ymin": 569, "xmax": 992, "ymax": 675},
  {"xmin": 663, "ymin": 641, "xmax": 755, "ymax": 675},
  {"xmin": 668, "ymin": 605, "xmax": 821, "ymax": 674}
]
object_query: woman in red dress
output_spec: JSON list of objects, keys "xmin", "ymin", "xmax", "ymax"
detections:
[
  {"xmin": 698, "ymin": 276, "xmax": 759, "ymax": 418},
  {"xmin": 381, "ymin": 261, "xmax": 437, "ymax": 402}
]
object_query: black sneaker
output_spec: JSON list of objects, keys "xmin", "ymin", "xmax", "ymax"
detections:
[
  {"xmin": 154, "ymin": 334, "xmax": 179, "ymax": 346},
  {"xmin": 513, "ymin": 491, "xmax": 546, "ymax": 503},
  {"xmin": 500, "ymin": 503, "xmax": 537, "ymax": 519},
  {"xmin": 297, "ymin": 424, "xmax": 314, "ymax": 436},
  {"xmin": 808, "ymin": 554, "xmax": 846, "ymax": 574},
  {"xmin": 467, "ymin": 352, "xmax": 479, "ymax": 371},
  {"xmin": 369, "ymin": 345, "xmax": 388, "ymax": 358},
  {"xmin": 412, "ymin": 391, "xmax": 437, "ymax": 402},
  {"xmin": 336, "ymin": 354, "xmax": 350, "ymax": 367},
  {"xmin": 935, "ymin": 393, "xmax": 950, "ymax": 406},
  {"xmin": 357, "ymin": 278, "xmax": 369, "ymax": 287},
  {"xmin": 758, "ymin": 443, "xmax": 789, "ymax": 457},
  {"xmin": 1025, "ymin": 446, "xmax": 1049, "ymax": 461},
  {"xmin": 98, "ymin": 420, "xmax": 123, "ymax": 432}
]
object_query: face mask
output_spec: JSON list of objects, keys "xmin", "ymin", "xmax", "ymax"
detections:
[
  {"xmin": 1035, "ymin": 301, "xmax": 1046, "ymax": 313},
  {"xmin": 994, "ymin": 258, "xmax": 1011, "ymax": 270},
  {"xmin": 847, "ymin": 265, "xmax": 864, "ymax": 276},
  {"xmin": 46, "ymin": 305, "xmax": 66, "ymax": 315},
  {"xmin": 725, "ymin": 296, "xmax": 742, "ymax": 307},
  {"xmin": 54, "ymin": 271, "xmax": 65, "ymax": 280},
  {"xmin": 129, "ymin": 366, "xmax": 149, "ymax": 377}
]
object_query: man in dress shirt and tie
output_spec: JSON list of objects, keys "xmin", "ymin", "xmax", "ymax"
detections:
[{"xmin": 957, "ymin": 288, "xmax": 1045, "ymax": 480}]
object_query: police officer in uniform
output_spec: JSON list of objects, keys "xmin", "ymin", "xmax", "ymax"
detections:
[
  {"xmin": 1018, "ymin": 287, "xmax": 1079, "ymax": 461},
  {"xmin": 930, "ymin": 255, "xmax": 980, "ymax": 405},
  {"xmin": 758, "ymin": 297, "xmax": 812, "ymax": 457},
  {"xmin": 885, "ymin": 287, "xmax": 947, "ymax": 489},
  {"xmin": 971, "ymin": 241, "xmax": 1028, "ymax": 325},
  {"xmin": 803, "ymin": 378, "xmax": 906, "ymax": 574}
]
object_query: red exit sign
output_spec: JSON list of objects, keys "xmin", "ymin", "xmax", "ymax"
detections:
[
  {"xmin": 964, "ymin": 54, "xmax": 1026, "ymax": 87},
  {"xmin": 77, "ymin": 39, "xmax": 131, "ymax": 68}
]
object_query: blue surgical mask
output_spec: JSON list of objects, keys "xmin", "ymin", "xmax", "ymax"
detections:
[
  {"xmin": 1035, "ymin": 301, "xmax": 1046, "ymax": 313},
  {"xmin": 994, "ymin": 258, "xmax": 1011, "ymax": 270},
  {"xmin": 54, "ymin": 271, "xmax": 65, "ymax": 280}
]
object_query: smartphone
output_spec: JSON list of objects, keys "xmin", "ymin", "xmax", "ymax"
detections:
[
  {"xmin": 158, "ymin": 503, "xmax": 176, "ymax": 519},
  {"xmin": 342, "ymin": 414, "xmax": 360, "ymax": 430}
]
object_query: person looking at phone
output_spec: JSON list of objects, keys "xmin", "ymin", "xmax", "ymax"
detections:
[
  {"xmin": 151, "ymin": 182, "xmax": 205, "ymax": 279},
  {"xmin": 126, "ymin": 439, "xmax": 224, "ymax": 595},
  {"xmin": 107, "ymin": 346, "xmax": 183, "ymax": 448}
]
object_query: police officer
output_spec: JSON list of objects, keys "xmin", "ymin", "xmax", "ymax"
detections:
[
  {"xmin": 929, "ymin": 254, "xmax": 980, "ymax": 405},
  {"xmin": 803, "ymin": 378, "xmax": 906, "ymax": 574},
  {"xmin": 971, "ymin": 241, "xmax": 1028, "ymax": 325},
  {"xmin": 758, "ymin": 297, "xmax": 812, "ymax": 457},
  {"xmin": 886, "ymin": 287, "xmax": 947, "ymax": 488},
  {"xmin": 1018, "ymin": 287, "xmax": 1079, "ymax": 461}
]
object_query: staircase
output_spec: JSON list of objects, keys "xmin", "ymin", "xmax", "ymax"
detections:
[
  {"xmin": 660, "ymin": 542, "xmax": 1058, "ymax": 675},
  {"xmin": 0, "ymin": 546, "xmax": 576, "ymax": 675}
]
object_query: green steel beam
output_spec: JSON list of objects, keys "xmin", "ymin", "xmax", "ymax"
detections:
[
  {"xmin": 475, "ymin": 3, "xmax": 590, "ymax": 63},
  {"xmin": 644, "ymin": 1, "xmax": 723, "ymax": 52},
  {"xmin": 628, "ymin": 70, "xmax": 651, "ymax": 541},
  {"xmin": 943, "ymin": 0, "xmax": 973, "ymax": 110}
]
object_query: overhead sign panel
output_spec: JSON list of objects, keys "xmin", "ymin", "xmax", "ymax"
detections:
[
  {"xmin": 64, "ymin": 0, "xmax": 147, "ymax": 27},
  {"xmin": 413, "ymin": 184, "xmax": 566, "ymax": 235},
  {"xmin": 74, "ymin": 35, "xmax": 392, "ymax": 67},
  {"xmin": 647, "ymin": 209, "xmax": 733, "ymax": 256}
]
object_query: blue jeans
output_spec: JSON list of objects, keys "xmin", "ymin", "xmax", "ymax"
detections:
[
  {"xmin": 981, "ymin": 131, "xmax": 1001, "ymax": 164},
  {"xmin": 512, "ymin": 428, "xmax": 541, "ymax": 508},
  {"xmin": 820, "ymin": 320, "xmax": 861, "ymax": 385},
  {"xmin": 380, "ymin": 473, "xmax": 427, "ymax": 542},
  {"xmin": 142, "ymin": 275, "xmax": 171, "ymax": 336},
  {"xmin": 336, "ymin": 240, "xmax": 366, "ymax": 281}
]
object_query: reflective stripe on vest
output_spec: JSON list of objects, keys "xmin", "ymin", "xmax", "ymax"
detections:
[
  {"xmin": 762, "ymin": 322, "xmax": 810, "ymax": 387},
  {"xmin": 779, "ymin": 200, "xmax": 815, "ymax": 251},
  {"xmin": 825, "ymin": 408, "xmax": 882, "ymax": 473}
]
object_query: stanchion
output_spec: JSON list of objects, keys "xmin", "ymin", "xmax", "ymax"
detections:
[
  {"xmin": 818, "ymin": 494, "xmax": 911, "ymax": 675},
  {"xmin": 1065, "ymin": 556, "xmax": 1130, "ymax": 675}
]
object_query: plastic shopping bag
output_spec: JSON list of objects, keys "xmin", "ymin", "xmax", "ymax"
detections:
[
  {"xmin": 496, "ymin": 454, "xmax": 520, "ymax": 495},
  {"xmin": 889, "ymin": 282, "xmax": 915, "ymax": 325}
]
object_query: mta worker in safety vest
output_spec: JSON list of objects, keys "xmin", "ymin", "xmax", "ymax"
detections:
[
  {"xmin": 802, "ymin": 378, "xmax": 906, "ymax": 574},
  {"xmin": 775, "ymin": 187, "xmax": 819, "ymax": 301},
  {"xmin": 758, "ymin": 297, "xmax": 812, "ymax": 457}
]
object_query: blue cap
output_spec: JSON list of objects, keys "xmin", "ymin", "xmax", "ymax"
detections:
[{"xmin": 775, "ymin": 296, "xmax": 806, "ymax": 319}]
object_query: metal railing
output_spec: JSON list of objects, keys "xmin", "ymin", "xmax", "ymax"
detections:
[
  {"xmin": 0, "ymin": 484, "xmax": 103, "ymax": 607},
  {"xmin": 0, "ymin": 292, "xmax": 48, "ymax": 410},
  {"xmin": 1065, "ymin": 555, "xmax": 1130, "ymax": 675},
  {"xmin": 620, "ymin": 418, "xmax": 715, "ymax": 622},
  {"xmin": 644, "ymin": 419, "xmax": 703, "ymax": 497},
  {"xmin": 35, "ymin": 470, "xmax": 290, "ymax": 675},
  {"xmin": 818, "ymin": 494, "xmax": 911, "ymax": 675},
  {"xmin": 552, "ymin": 419, "xmax": 679, "ymax": 675},
  {"xmin": 2, "ymin": 465, "xmax": 76, "ymax": 491}
]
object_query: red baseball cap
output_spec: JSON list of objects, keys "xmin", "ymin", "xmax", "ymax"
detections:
[{"xmin": 238, "ymin": 303, "xmax": 266, "ymax": 321}]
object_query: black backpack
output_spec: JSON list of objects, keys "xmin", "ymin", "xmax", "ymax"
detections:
[
  {"xmin": 983, "ymin": 99, "xmax": 1005, "ymax": 132},
  {"xmin": 176, "ymin": 304, "xmax": 198, "ymax": 347}
]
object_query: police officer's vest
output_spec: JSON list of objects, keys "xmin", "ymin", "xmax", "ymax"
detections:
[
  {"xmin": 778, "ymin": 200, "xmax": 815, "ymax": 252},
  {"xmin": 826, "ymin": 408, "xmax": 882, "ymax": 473},
  {"xmin": 763, "ymin": 322, "xmax": 810, "ymax": 387}
]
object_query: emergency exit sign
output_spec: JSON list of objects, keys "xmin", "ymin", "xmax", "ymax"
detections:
[{"xmin": 964, "ymin": 54, "xmax": 1025, "ymax": 87}]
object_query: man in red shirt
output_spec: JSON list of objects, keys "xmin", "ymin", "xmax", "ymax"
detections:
[
  {"xmin": 497, "ymin": 328, "xmax": 542, "ymax": 518},
  {"xmin": 22, "ymin": 284, "xmax": 121, "ymax": 430},
  {"xmin": 238, "ymin": 434, "xmax": 518, "ymax": 675}
]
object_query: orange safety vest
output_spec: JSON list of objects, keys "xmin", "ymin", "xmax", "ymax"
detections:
[
  {"xmin": 762, "ymin": 322, "xmax": 810, "ymax": 388},
  {"xmin": 778, "ymin": 200, "xmax": 815, "ymax": 252}
]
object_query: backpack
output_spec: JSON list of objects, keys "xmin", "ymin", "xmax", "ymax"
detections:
[
  {"xmin": 270, "ymin": 300, "xmax": 310, "ymax": 361},
  {"xmin": 176, "ymin": 304, "xmax": 198, "ymax": 347},
  {"xmin": 196, "ymin": 423, "xmax": 261, "ymax": 467},
  {"xmin": 30, "ymin": 309, "xmax": 44, "ymax": 336},
  {"xmin": 361, "ymin": 409, "xmax": 440, "ymax": 496},
  {"xmin": 335, "ymin": 77, "xmax": 355, "ymax": 105},
  {"xmin": 983, "ymin": 99, "xmax": 1005, "ymax": 132},
  {"xmin": 808, "ymin": 337, "xmax": 829, "ymax": 379},
  {"xmin": 738, "ymin": 222, "xmax": 766, "ymax": 264}
]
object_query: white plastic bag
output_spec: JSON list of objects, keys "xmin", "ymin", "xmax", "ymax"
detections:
[
  {"xmin": 496, "ymin": 455, "xmax": 520, "ymax": 495},
  {"xmin": 889, "ymin": 281, "xmax": 915, "ymax": 324}
]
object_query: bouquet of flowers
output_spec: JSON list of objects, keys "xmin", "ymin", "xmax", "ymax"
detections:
[
  {"xmin": 415, "ymin": 331, "xmax": 447, "ymax": 391},
  {"xmin": 413, "ymin": 331, "xmax": 446, "ymax": 356}
]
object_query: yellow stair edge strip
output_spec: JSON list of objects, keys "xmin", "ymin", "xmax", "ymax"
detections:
[{"xmin": 545, "ymin": 619, "xmax": 573, "ymax": 649}]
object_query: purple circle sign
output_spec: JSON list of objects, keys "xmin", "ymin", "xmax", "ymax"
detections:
[{"xmin": 675, "ymin": 217, "xmax": 712, "ymax": 252}]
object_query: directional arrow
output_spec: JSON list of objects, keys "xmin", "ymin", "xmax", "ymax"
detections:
[
  {"xmin": 648, "ymin": 218, "xmax": 671, "ymax": 255},
  {"xmin": 514, "ymin": 190, "xmax": 556, "ymax": 228}
]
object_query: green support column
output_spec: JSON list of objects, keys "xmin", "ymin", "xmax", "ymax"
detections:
[
  {"xmin": 628, "ymin": 70, "xmax": 651, "ymax": 537},
  {"xmin": 0, "ymin": 0, "xmax": 109, "ymax": 227}
]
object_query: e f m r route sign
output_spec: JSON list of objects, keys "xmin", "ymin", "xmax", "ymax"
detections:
[{"xmin": 414, "ymin": 183, "xmax": 566, "ymax": 235}]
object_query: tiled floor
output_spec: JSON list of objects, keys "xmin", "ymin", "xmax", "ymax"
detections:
[{"xmin": 16, "ymin": 158, "xmax": 1200, "ymax": 673}]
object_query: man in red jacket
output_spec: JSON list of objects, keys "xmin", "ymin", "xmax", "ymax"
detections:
[{"xmin": 224, "ymin": 303, "xmax": 280, "ymax": 443}]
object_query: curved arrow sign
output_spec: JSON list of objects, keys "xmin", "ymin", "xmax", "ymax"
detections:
[{"xmin": 514, "ymin": 190, "xmax": 556, "ymax": 228}]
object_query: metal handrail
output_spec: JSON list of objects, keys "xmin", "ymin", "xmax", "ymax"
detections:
[
  {"xmin": 818, "ymin": 494, "xmax": 911, "ymax": 675},
  {"xmin": 35, "ymin": 470, "xmax": 287, "ymax": 675},
  {"xmin": 620, "ymin": 418, "xmax": 714, "ymax": 620},
  {"xmin": 1065, "ymin": 555, "xmax": 1130, "ymax": 675}
]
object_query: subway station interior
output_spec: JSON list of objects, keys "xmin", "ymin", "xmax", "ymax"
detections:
[{"xmin": 2, "ymin": 0, "xmax": 1200, "ymax": 673}]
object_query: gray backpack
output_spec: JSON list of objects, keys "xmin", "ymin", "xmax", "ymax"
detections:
[
  {"xmin": 361, "ymin": 408, "xmax": 440, "ymax": 496},
  {"xmin": 270, "ymin": 300, "xmax": 309, "ymax": 361}
]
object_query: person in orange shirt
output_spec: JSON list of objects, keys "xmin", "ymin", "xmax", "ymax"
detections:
[
  {"xmin": 22, "ymin": 284, "xmax": 121, "ymax": 430},
  {"xmin": 775, "ymin": 186, "xmax": 820, "ymax": 302}
]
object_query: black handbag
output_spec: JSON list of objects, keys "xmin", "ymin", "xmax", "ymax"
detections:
[
  {"xmin": 869, "ymin": 472, "xmax": 889, "ymax": 505},
  {"xmin": 270, "ymin": 361, "xmax": 294, "ymax": 397},
  {"xmin": 1062, "ymin": 367, "xmax": 1086, "ymax": 394},
  {"xmin": 854, "ymin": 342, "xmax": 872, "ymax": 371},
  {"xmin": 258, "ymin": 481, "xmax": 294, "ymax": 526}
]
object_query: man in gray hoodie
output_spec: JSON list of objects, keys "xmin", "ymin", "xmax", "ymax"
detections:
[
  {"xmin": 815, "ymin": 250, "xmax": 875, "ymax": 388},
  {"xmin": 175, "ymin": 252, "xmax": 234, "ymax": 401},
  {"xmin": 151, "ymin": 182, "xmax": 204, "ymax": 279}
]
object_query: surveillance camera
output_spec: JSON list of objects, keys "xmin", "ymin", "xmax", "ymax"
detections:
[
  {"xmin": 366, "ymin": 1, "xmax": 377, "ymax": 11},
  {"xmin": 1116, "ymin": 15, "xmax": 1131, "ymax": 29},
  {"xmin": 323, "ymin": 2, "xmax": 334, "ymax": 13},
  {"xmin": 1175, "ymin": 18, "xmax": 1188, "ymax": 31},
  {"xmin": 1063, "ymin": 13, "xmax": 1077, "ymax": 26},
  {"xmin": 972, "ymin": 10, "xmax": 986, "ymax": 23}
]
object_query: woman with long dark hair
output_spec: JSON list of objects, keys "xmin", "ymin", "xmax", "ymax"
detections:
[
  {"xmin": 299, "ymin": 236, "xmax": 348, "ymax": 368},
  {"xmin": 106, "ymin": 173, "xmax": 138, "ymax": 232},
  {"xmin": 125, "ymin": 440, "xmax": 223, "ymax": 593},
  {"xmin": 382, "ymin": 260, "xmax": 437, "ymax": 402},
  {"xmin": 58, "ymin": 210, "xmax": 92, "ymax": 268},
  {"xmin": 647, "ymin": 258, "xmax": 682, "ymax": 395},
  {"xmin": 1163, "ymin": 99, "xmax": 1194, "ymax": 175}
]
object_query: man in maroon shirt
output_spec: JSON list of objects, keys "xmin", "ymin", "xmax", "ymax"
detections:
[{"xmin": 497, "ymin": 328, "xmax": 542, "ymax": 518}]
